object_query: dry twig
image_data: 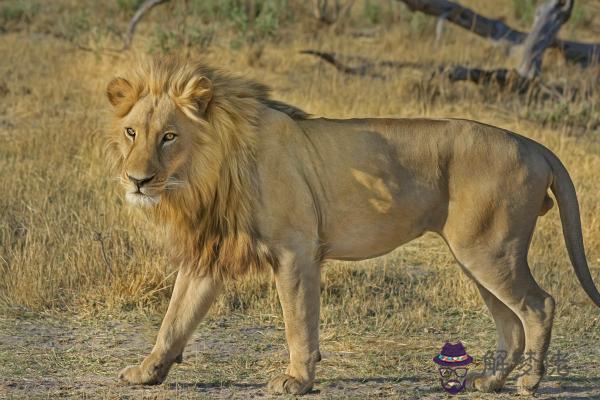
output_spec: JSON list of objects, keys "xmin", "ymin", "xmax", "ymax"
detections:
[
  {"xmin": 124, "ymin": 0, "xmax": 170, "ymax": 50},
  {"xmin": 300, "ymin": 49, "xmax": 425, "ymax": 79}
]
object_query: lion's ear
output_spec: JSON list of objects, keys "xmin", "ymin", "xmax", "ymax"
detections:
[
  {"xmin": 176, "ymin": 76, "xmax": 213, "ymax": 118},
  {"xmin": 106, "ymin": 77, "xmax": 136, "ymax": 115}
]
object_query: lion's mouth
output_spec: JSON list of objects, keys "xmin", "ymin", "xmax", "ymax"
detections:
[{"xmin": 126, "ymin": 191, "xmax": 160, "ymax": 207}]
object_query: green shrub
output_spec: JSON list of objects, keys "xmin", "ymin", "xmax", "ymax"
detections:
[
  {"xmin": 409, "ymin": 12, "xmax": 431, "ymax": 35},
  {"xmin": 188, "ymin": 27, "xmax": 214, "ymax": 49},
  {"xmin": 255, "ymin": 0, "xmax": 282, "ymax": 37},
  {"xmin": 1, "ymin": 1, "xmax": 39, "ymax": 25},
  {"xmin": 116, "ymin": 0, "xmax": 145, "ymax": 13},
  {"xmin": 151, "ymin": 26, "xmax": 180, "ymax": 54},
  {"xmin": 569, "ymin": 3, "xmax": 587, "ymax": 31},
  {"xmin": 512, "ymin": 0, "xmax": 536, "ymax": 25},
  {"xmin": 189, "ymin": 0, "xmax": 288, "ymax": 38},
  {"xmin": 363, "ymin": 0, "xmax": 381, "ymax": 24},
  {"xmin": 68, "ymin": 10, "xmax": 91, "ymax": 36}
]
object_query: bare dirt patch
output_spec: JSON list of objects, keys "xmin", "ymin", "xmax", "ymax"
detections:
[{"xmin": 1, "ymin": 313, "xmax": 599, "ymax": 399}]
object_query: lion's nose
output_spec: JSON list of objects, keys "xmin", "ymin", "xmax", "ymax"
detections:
[{"xmin": 127, "ymin": 173, "xmax": 155, "ymax": 190}]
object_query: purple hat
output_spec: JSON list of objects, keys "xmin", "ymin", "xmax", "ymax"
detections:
[{"xmin": 433, "ymin": 342, "xmax": 473, "ymax": 367}]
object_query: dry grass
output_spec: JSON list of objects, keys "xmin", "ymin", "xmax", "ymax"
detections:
[{"xmin": 1, "ymin": 0, "xmax": 600, "ymax": 398}]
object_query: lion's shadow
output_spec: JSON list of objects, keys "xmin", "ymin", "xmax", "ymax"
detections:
[
  {"xmin": 165, "ymin": 381, "xmax": 263, "ymax": 391},
  {"xmin": 167, "ymin": 375, "xmax": 600, "ymax": 398}
]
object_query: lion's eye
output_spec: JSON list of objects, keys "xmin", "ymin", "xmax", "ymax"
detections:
[
  {"xmin": 162, "ymin": 132, "xmax": 176, "ymax": 142},
  {"xmin": 125, "ymin": 127, "xmax": 136, "ymax": 139}
]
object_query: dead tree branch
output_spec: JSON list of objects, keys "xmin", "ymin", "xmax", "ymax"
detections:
[
  {"xmin": 400, "ymin": 0, "xmax": 525, "ymax": 44},
  {"xmin": 301, "ymin": 50, "xmax": 573, "ymax": 100},
  {"xmin": 301, "ymin": 49, "xmax": 515, "ymax": 85},
  {"xmin": 518, "ymin": 0, "xmax": 573, "ymax": 78},
  {"xmin": 300, "ymin": 49, "xmax": 383, "ymax": 78},
  {"xmin": 93, "ymin": 231, "xmax": 114, "ymax": 278},
  {"xmin": 300, "ymin": 49, "xmax": 425, "ymax": 79},
  {"xmin": 441, "ymin": 0, "xmax": 573, "ymax": 86},
  {"xmin": 443, "ymin": 66, "xmax": 529, "ymax": 91},
  {"xmin": 124, "ymin": 0, "xmax": 170, "ymax": 50},
  {"xmin": 397, "ymin": 0, "xmax": 600, "ymax": 66}
]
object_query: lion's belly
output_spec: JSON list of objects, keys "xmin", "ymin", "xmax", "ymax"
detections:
[
  {"xmin": 317, "ymin": 163, "xmax": 445, "ymax": 261},
  {"xmin": 326, "ymin": 232, "xmax": 420, "ymax": 261},
  {"xmin": 323, "ymin": 204, "xmax": 433, "ymax": 261}
]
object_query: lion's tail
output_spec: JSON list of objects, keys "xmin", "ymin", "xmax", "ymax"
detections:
[{"xmin": 544, "ymin": 149, "xmax": 600, "ymax": 308}]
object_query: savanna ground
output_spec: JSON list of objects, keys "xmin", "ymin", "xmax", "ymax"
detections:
[{"xmin": 1, "ymin": 0, "xmax": 600, "ymax": 398}]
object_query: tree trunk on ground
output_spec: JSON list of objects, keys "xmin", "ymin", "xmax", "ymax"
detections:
[
  {"xmin": 303, "ymin": 0, "xmax": 576, "ymax": 85},
  {"xmin": 397, "ymin": 0, "xmax": 599, "ymax": 66}
]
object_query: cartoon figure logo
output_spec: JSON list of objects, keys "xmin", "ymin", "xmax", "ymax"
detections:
[{"xmin": 433, "ymin": 342, "xmax": 473, "ymax": 395}]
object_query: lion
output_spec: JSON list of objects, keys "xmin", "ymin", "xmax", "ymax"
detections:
[{"xmin": 105, "ymin": 58, "xmax": 600, "ymax": 396}]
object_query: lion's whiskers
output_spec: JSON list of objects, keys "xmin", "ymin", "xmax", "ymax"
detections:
[
  {"xmin": 165, "ymin": 182, "xmax": 185, "ymax": 189},
  {"xmin": 164, "ymin": 177, "xmax": 186, "ymax": 190}
]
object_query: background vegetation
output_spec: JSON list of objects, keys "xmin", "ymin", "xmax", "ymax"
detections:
[{"xmin": 0, "ymin": 0, "xmax": 599, "ymax": 398}]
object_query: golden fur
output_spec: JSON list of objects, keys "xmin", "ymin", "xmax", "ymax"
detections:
[
  {"xmin": 105, "ymin": 59, "xmax": 304, "ymax": 279},
  {"xmin": 106, "ymin": 58, "xmax": 600, "ymax": 396}
]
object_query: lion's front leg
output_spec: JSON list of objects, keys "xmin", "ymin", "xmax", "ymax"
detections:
[
  {"xmin": 119, "ymin": 270, "xmax": 222, "ymax": 385},
  {"xmin": 268, "ymin": 248, "xmax": 321, "ymax": 395}
]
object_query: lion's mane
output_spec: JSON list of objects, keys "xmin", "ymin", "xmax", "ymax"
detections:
[{"xmin": 106, "ymin": 58, "xmax": 307, "ymax": 279}]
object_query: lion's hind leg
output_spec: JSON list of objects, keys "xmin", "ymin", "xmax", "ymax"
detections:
[
  {"xmin": 453, "ymin": 249, "xmax": 555, "ymax": 395},
  {"xmin": 442, "ymin": 159, "xmax": 556, "ymax": 395},
  {"xmin": 465, "ymin": 282, "xmax": 525, "ymax": 392}
]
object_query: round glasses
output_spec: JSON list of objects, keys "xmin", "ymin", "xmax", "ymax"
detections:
[{"xmin": 438, "ymin": 367, "xmax": 468, "ymax": 378}]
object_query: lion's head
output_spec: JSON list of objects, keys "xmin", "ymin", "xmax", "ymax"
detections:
[
  {"xmin": 104, "ymin": 58, "xmax": 294, "ymax": 277},
  {"xmin": 106, "ymin": 60, "xmax": 227, "ymax": 209}
]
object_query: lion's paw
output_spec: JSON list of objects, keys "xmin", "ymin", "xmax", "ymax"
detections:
[
  {"xmin": 118, "ymin": 364, "xmax": 163, "ymax": 385},
  {"xmin": 267, "ymin": 374, "xmax": 312, "ymax": 395},
  {"xmin": 517, "ymin": 374, "xmax": 541, "ymax": 396},
  {"xmin": 466, "ymin": 371, "xmax": 504, "ymax": 393}
]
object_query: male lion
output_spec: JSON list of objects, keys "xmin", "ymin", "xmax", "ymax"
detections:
[{"xmin": 105, "ymin": 58, "xmax": 600, "ymax": 395}]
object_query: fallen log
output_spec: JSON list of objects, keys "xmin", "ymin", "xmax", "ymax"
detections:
[
  {"xmin": 301, "ymin": 49, "xmax": 574, "ymax": 100},
  {"xmin": 301, "ymin": 48, "xmax": 520, "ymax": 86},
  {"xmin": 397, "ymin": 0, "xmax": 600, "ymax": 66},
  {"xmin": 299, "ymin": 49, "xmax": 425, "ymax": 79},
  {"xmin": 443, "ymin": 66, "xmax": 527, "ymax": 90}
]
